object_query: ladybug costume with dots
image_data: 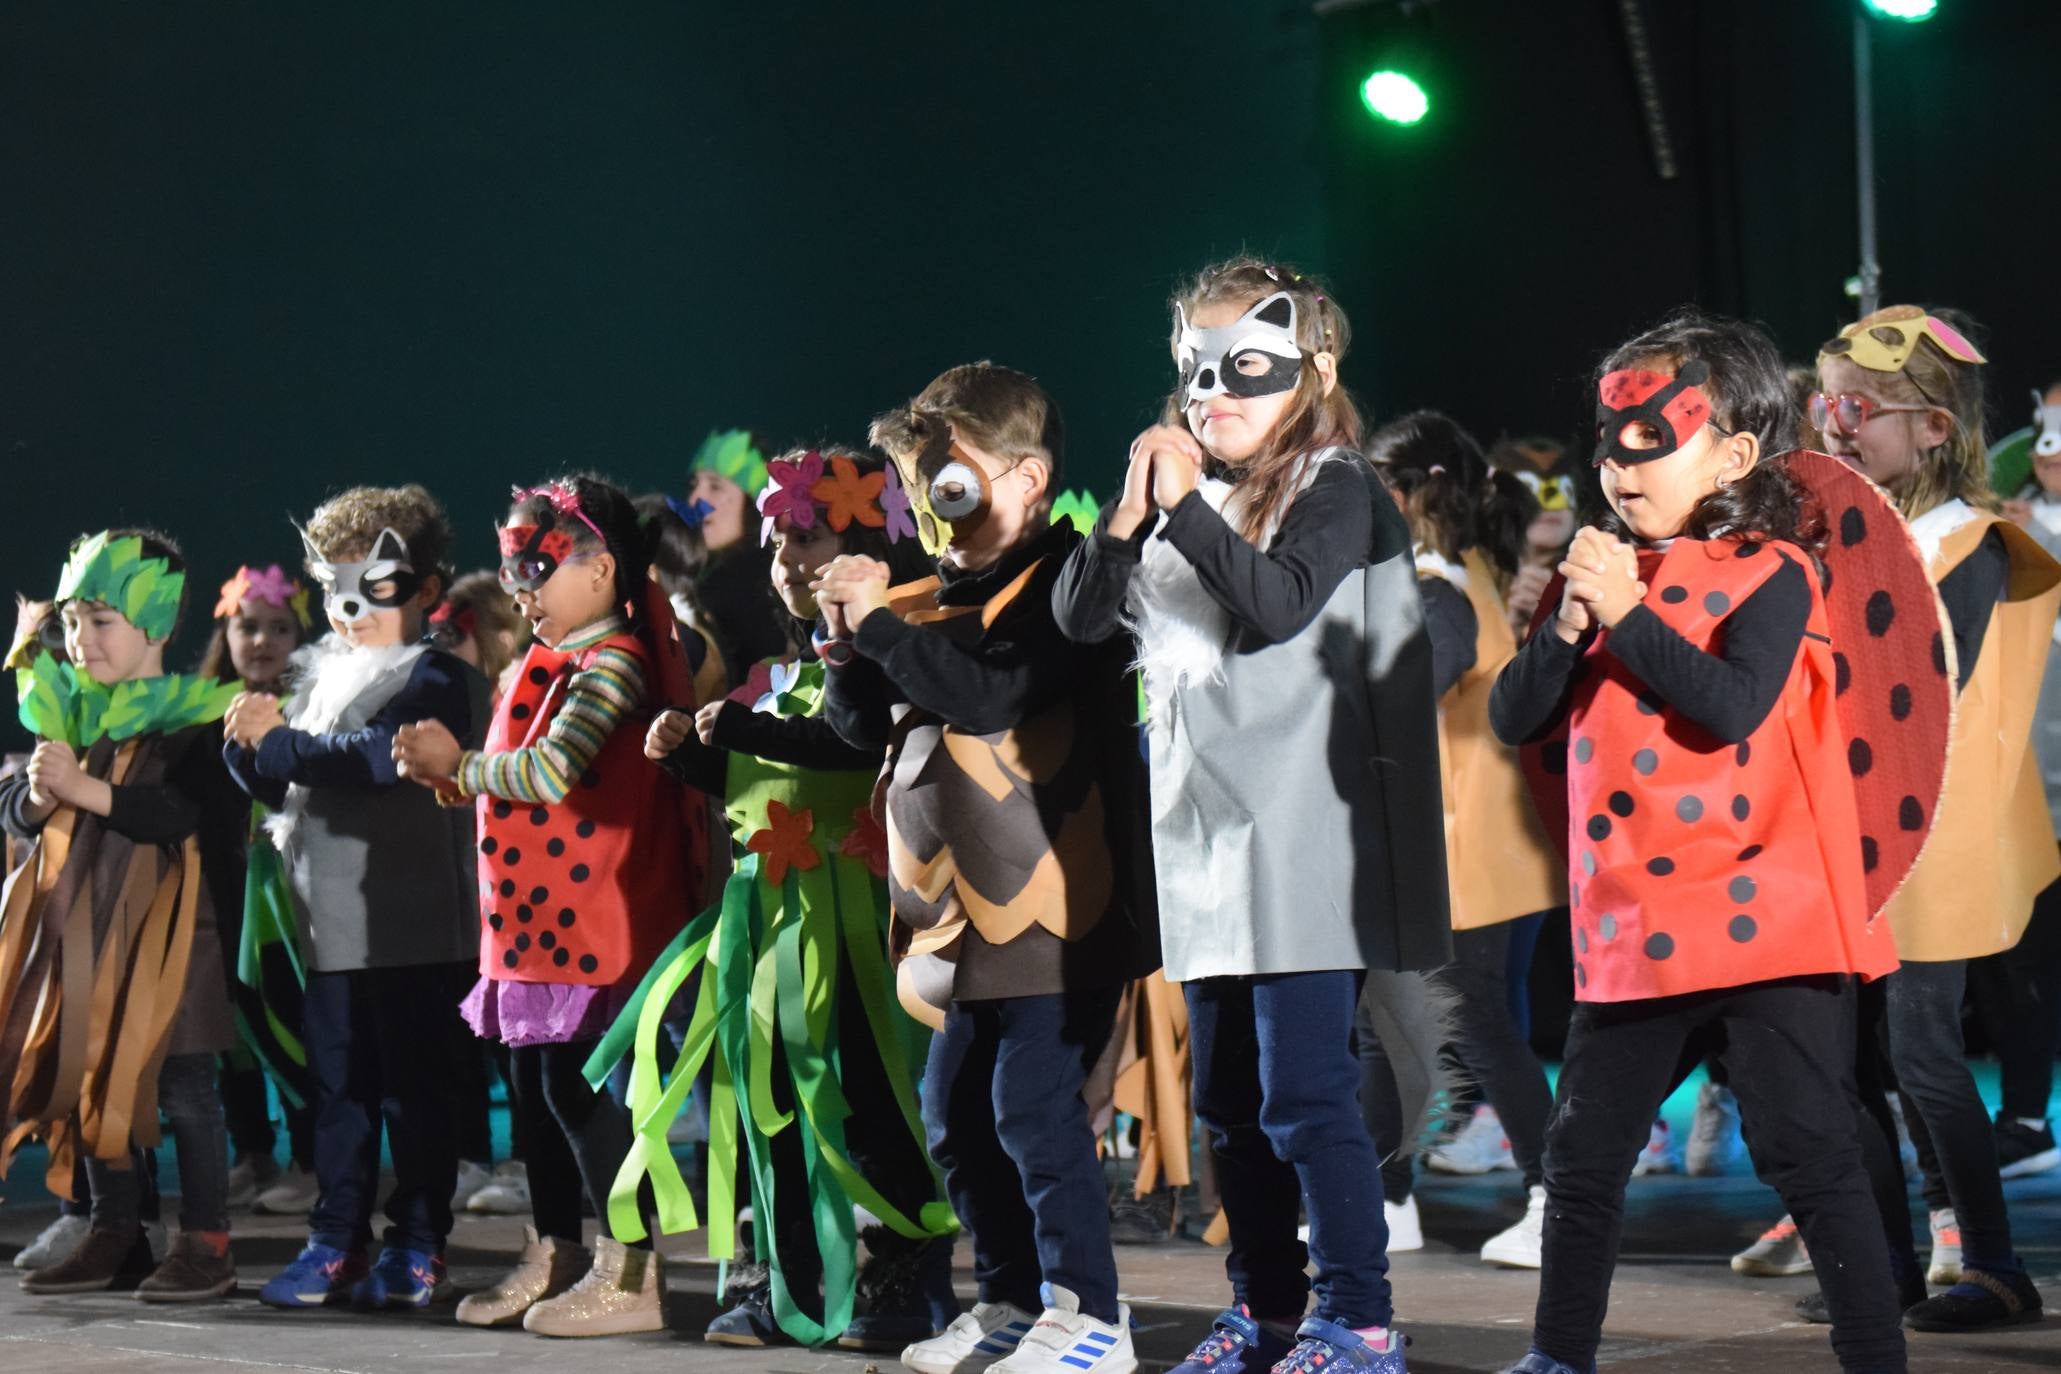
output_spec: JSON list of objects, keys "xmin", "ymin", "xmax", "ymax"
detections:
[
  {"xmin": 470, "ymin": 626, "xmax": 700, "ymax": 986},
  {"xmin": 1527, "ymin": 535, "xmax": 1898, "ymax": 1000}
]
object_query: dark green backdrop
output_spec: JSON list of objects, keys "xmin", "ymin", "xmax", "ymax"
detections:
[{"xmin": 3, "ymin": 0, "xmax": 2055, "ymax": 752}]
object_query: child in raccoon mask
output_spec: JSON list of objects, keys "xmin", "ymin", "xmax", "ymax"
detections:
[
  {"xmin": 814, "ymin": 364, "xmax": 1159, "ymax": 1374},
  {"xmin": 1052, "ymin": 259, "xmax": 1451, "ymax": 1374}
]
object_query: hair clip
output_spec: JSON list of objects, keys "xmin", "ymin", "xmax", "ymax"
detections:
[{"xmin": 512, "ymin": 481, "xmax": 609, "ymax": 547}]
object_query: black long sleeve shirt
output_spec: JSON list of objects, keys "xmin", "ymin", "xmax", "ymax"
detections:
[
  {"xmin": 1051, "ymin": 457, "xmax": 1410, "ymax": 650},
  {"xmin": 656, "ymin": 696, "xmax": 882, "ymax": 797},
  {"xmin": 1490, "ymin": 554, "xmax": 1814, "ymax": 747}
]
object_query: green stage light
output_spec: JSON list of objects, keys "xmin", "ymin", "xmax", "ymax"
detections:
[
  {"xmin": 1862, "ymin": 0, "xmax": 1938, "ymax": 20},
  {"xmin": 1360, "ymin": 70, "xmax": 1429, "ymax": 126}
]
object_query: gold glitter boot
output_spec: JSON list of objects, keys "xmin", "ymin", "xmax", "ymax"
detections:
[
  {"xmin": 456, "ymin": 1226, "xmax": 588, "ymax": 1328},
  {"xmin": 521, "ymin": 1235, "xmax": 664, "ymax": 1338}
]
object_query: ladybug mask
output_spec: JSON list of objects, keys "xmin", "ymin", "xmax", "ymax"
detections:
[
  {"xmin": 1594, "ymin": 360, "xmax": 1718, "ymax": 468},
  {"xmin": 497, "ymin": 521, "xmax": 584, "ymax": 593}
]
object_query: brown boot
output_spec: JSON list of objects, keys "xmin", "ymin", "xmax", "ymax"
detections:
[
  {"xmin": 521, "ymin": 1236, "xmax": 664, "ymax": 1338},
  {"xmin": 20, "ymin": 1226, "xmax": 155, "ymax": 1294},
  {"xmin": 455, "ymin": 1226, "xmax": 589, "ymax": 1328},
  {"xmin": 137, "ymin": 1232, "xmax": 237, "ymax": 1302}
]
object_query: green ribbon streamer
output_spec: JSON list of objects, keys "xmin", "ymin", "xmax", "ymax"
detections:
[
  {"xmin": 233, "ymin": 809, "xmax": 310, "ymax": 1109},
  {"xmin": 588, "ymin": 842, "xmax": 955, "ymax": 1348}
]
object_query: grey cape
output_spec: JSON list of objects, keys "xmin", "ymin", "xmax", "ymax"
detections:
[{"xmin": 1057, "ymin": 450, "xmax": 1451, "ymax": 983}]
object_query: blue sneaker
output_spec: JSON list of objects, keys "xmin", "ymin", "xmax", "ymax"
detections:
[
  {"xmin": 1170, "ymin": 1306, "xmax": 1295, "ymax": 1374},
  {"xmin": 1496, "ymin": 1352, "xmax": 1594, "ymax": 1374},
  {"xmin": 257, "ymin": 1243, "xmax": 369, "ymax": 1309},
  {"xmin": 1272, "ymin": 1317, "xmax": 1408, "ymax": 1374},
  {"xmin": 350, "ymin": 1246, "xmax": 447, "ymax": 1311}
]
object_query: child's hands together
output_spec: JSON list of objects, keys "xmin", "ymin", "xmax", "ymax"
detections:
[
  {"xmin": 26, "ymin": 739, "xmax": 81, "ymax": 809},
  {"xmin": 392, "ymin": 719, "xmax": 462, "ymax": 784},
  {"xmin": 1109, "ymin": 438, "xmax": 1159, "ymax": 540},
  {"xmin": 812, "ymin": 555, "xmax": 894, "ymax": 629},
  {"xmin": 1556, "ymin": 526, "xmax": 1647, "ymax": 638},
  {"xmin": 645, "ymin": 710, "xmax": 693, "ymax": 760},
  {"xmin": 1132, "ymin": 425, "xmax": 1203, "ymax": 512},
  {"xmin": 225, "ymin": 691, "xmax": 285, "ymax": 750}
]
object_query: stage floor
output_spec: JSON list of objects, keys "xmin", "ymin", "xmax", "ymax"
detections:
[{"xmin": 1, "ymin": 1164, "xmax": 2054, "ymax": 1373}]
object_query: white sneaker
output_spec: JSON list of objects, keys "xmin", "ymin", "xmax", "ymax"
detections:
[
  {"xmin": 225, "ymin": 1157, "xmax": 259, "ymax": 1212},
  {"xmin": 255, "ymin": 1163, "xmax": 320, "ymax": 1215},
  {"xmin": 1426, "ymin": 1105, "xmax": 1516, "ymax": 1175},
  {"xmin": 451, "ymin": 1159, "xmax": 494, "ymax": 1211},
  {"xmin": 902, "ymin": 1300, "xmax": 1038, "ymax": 1374},
  {"xmin": 466, "ymin": 1160, "xmax": 532, "ymax": 1215},
  {"xmin": 12, "ymin": 1213, "xmax": 90, "ymax": 1270},
  {"xmin": 1629, "ymin": 1118, "xmax": 1681, "ymax": 1176},
  {"xmin": 1926, "ymin": 1207, "xmax": 1962, "ymax": 1286},
  {"xmin": 1384, "ymin": 1195, "xmax": 1424, "ymax": 1253},
  {"xmin": 989, "ymin": 1286, "xmax": 1134, "ymax": 1374},
  {"xmin": 1730, "ymin": 1214, "xmax": 1810, "ymax": 1276},
  {"xmin": 1480, "ymin": 1186, "xmax": 1546, "ymax": 1269},
  {"xmin": 1686, "ymin": 1083, "xmax": 1747, "ymax": 1177}
]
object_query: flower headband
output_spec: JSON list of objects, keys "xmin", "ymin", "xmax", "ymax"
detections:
[
  {"xmin": 510, "ymin": 482, "xmax": 609, "ymax": 546},
  {"xmin": 215, "ymin": 563, "xmax": 313, "ymax": 628},
  {"xmin": 1818, "ymin": 306, "xmax": 1987, "ymax": 375},
  {"xmin": 756, "ymin": 450, "xmax": 909, "ymax": 546}
]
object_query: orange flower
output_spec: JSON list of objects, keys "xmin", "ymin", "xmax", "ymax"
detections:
[
  {"xmin": 811, "ymin": 455, "xmax": 887, "ymax": 533},
  {"xmin": 747, "ymin": 800, "xmax": 821, "ymax": 886},
  {"xmin": 840, "ymin": 804, "xmax": 889, "ymax": 879}
]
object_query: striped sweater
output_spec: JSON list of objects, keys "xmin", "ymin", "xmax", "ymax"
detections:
[{"xmin": 456, "ymin": 615, "xmax": 647, "ymax": 804}]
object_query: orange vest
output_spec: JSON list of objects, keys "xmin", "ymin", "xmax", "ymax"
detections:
[
  {"xmin": 1546, "ymin": 538, "xmax": 1897, "ymax": 1001},
  {"xmin": 1431, "ymin": 550, "xmax": 1562, "ymax": 929},
  {"xmin": 1883, "ymin": 512, "xmax": 2061, "ymax": 961}
]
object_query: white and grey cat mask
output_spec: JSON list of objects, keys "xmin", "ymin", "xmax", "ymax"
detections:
[
  {"xmin": 1175, "ymin": 291, "xmax": 1306, "ymax": 407},
  {"xmin": 299, "ymin": 525, "xmax": 420, "ymax": 624}
]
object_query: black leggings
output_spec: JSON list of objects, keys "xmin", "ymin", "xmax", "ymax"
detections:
[{"xmin": 509, "ymin": 1039, "xmax": 651, "ymax": 1247}]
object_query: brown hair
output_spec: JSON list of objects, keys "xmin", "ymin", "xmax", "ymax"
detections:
[
  {"xmin": 1819, "ymin": 305, "xmax": 1995, "ymax": 519},
  {"xmin": 303, "ymin": 484, "xmax": 455, "ymax": 605},
  {"xmin": 199, "ymin": 587, "xmax": 311, "ymax": 683},
  {"xmin": 871, "ymin": 362, "xmax": 1066, "ymax": 492},
  {"xmin": 442, "ymin": 570, "xmax": 531, "ymax": 686},
  {"xmin": 1163, "ymin": 257, "xmax": 1361, "ymax": 545}
]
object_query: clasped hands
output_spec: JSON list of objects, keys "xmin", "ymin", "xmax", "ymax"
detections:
[
  {"xmin": 1108, "ymin": 426, "xmax": 1204, "ymax": 540},
  {"xmin": 1554, "ymin": 526, "xmax": 1647, "ymax": 643}
]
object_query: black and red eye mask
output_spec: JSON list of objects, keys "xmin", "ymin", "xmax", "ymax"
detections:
[
  {"xmin": 1593, "ymin": 359, "xmax": 1716, "ymax": 467},
  {"xmin": 498, "ymin": 522, "xmax": 578, "ymax": 593}
]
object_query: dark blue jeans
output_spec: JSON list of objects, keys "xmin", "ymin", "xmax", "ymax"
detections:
[
  {"xmin": 1188, "ymin": 970, "xmax": 1393, "ymax": 1328},
  {"xmin": 922, "ymin": 988, "xmax": 1122, "ymax": 1322},
  {"xmin": 304, "ymin": 964, "xmax": 462, "ymax": 1255}
]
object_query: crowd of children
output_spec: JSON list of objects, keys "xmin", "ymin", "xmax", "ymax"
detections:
[{"xmin": 4, "ymin": 263, "xmax": 2060, "ymax": 1374}]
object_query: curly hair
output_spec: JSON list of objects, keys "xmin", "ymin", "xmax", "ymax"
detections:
[{"xmin": 302, "ymin": 484, "xmax": 454, "ymax": 606}]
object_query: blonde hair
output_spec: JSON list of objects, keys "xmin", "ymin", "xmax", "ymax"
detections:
[
  {"xmin": 1164, "ymin": 257, "xmax": 1361, "ymax": 544},
  {"xmin": 1822, "ymin": 306, "xmax": 1995, "ymax": 519}
]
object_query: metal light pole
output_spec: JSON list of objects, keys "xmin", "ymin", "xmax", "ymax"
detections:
[{"xmin": 1853, "ymin": 12, "xmax": 1883, "ymax": 315}]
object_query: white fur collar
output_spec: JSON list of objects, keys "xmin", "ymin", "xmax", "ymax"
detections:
[
  {"xmin": 1123, "ymin": 450, "xmax": 1341, "ymax": 707},
  {"xmin": 264, "ymin": 636, "xmax": 428, "ymax": 855}
]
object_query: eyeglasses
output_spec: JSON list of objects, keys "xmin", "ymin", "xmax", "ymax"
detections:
[{"xmin": 1807, "ymin": 391, "xmax": 1937, "ymax": 441}]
